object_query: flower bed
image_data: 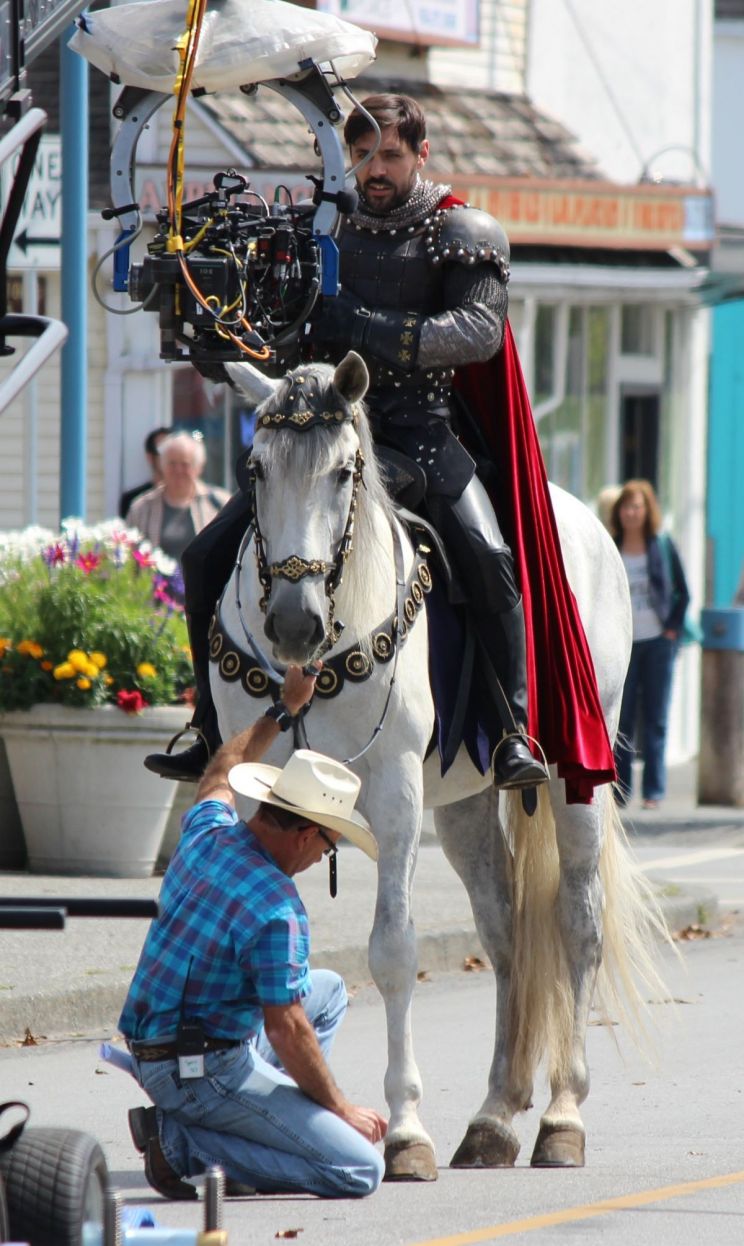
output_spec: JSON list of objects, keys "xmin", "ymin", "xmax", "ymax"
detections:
[{"xmin": 0, "ymin": 519, "xmax": 193, "ymax": 713}]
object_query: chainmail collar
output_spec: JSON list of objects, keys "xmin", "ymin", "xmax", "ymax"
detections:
[{"xmin": 349, "ymin": 177, "xmax": 452, "ymax": 232}]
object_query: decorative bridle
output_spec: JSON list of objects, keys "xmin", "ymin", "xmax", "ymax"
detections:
[
  {"xmin": 245, "ymin": 376, "xmax": 366, "ymax": 657},
  {"xmin": 218, "ymin": 368, "xmax": 428, "ymax": 765},
  {"xmin": 250, "ymin": 450, "xmax": 365, "ymax": 649}
]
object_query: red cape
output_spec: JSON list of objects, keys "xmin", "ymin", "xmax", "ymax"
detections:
[{"xmin": 443, "ymin": 203, "xmax": 616, "ymax": 801}]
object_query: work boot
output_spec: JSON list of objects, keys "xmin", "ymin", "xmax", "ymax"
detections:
[
  {"xmin": 128, "ymin": 1107, "xmax": 198, "ymax": 1201},
  {"xmin": 481, "ymin": 598, "xmax": 550, "ymax": 791}
]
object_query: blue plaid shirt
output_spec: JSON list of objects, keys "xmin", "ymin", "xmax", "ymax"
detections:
[{"xmin": 119, "ymin": 799, "xmax": 311, "ymax": 1042}]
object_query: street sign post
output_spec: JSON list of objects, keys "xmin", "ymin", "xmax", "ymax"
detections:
[{"xmin": 3, "ymin": 134, "xmax": 62, "ymax": 269}]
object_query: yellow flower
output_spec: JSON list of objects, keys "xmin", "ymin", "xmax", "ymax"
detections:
[
  {"xmin": 53, "ymin": 662, "xmax": 76, "ymax": 680},
  {"xmin": 17, "ymin": 640, "xmax": 44, "ymax": 659},
  {"xmin": 0, "ymin": 638, "xmax": 10, "ymax": 658},
  {"xmin": 67, "ymin": 649, "xmax": 90, "ymax": 672},
  {"xmin": 90, "ymin": 652, "xmax": 107, "ymax": 669},
  {"xmin": 76, "ymin": 677, "xmax": 91, "ymax": 690},
  {"xmin": 137, "ymin": 662, "xmax": 157, "ymax": 680},
  {"xmin": 104, "ymin": 674, "xmax": 114, "ymax": 686},
  {"xmin": 82, "ymin": 661, "xmax": 100, "ymax": 678}
]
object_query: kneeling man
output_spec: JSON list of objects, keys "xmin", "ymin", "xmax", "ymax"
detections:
[{"xmin": 119, "ymin": 665, "xmax": 386, "ymax": 1199}]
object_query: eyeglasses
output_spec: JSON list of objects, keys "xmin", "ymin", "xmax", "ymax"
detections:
[
  {"xmin": 316, "ymin": 828, "xmax": 338, "ymax": 899},
  {"xmin": 317, "ymin": 828, "xmax": 337, "ymax": 856}
]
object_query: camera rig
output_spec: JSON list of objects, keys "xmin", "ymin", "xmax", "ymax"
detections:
[{"xmin": 105, "ymin": 62, "xmax": 358, "ymax": 374}]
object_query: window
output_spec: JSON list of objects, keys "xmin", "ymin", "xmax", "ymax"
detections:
[
  {"xmin": 621, "ymin": 304, "xmax": 655, "ymax": 355},
  {"xmin": 534, "ymin": 304, "xmax": 557, "ymax": 408}
]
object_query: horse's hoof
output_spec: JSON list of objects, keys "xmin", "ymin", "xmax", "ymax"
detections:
[
  {"xmin": 384, "ymin": 1141, "xmax": 438, "ymax": 1182},
  {"xmin": 530, "ymin": 1123, "xmax": 585, "ymax": 1168},
  {"xmin": 450, "ymin": 1121, "xmax": 520, "ymax": 1168}
]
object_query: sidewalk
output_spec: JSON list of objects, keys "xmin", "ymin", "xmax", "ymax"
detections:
[{"xmin": 0, "ymin": 759, "xmax": 739, "ymax": 1044}]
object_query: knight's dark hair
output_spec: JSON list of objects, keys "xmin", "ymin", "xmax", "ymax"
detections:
[{"xmin": 344, "ymin": 94, "xmax": 427, "ymax": 153}]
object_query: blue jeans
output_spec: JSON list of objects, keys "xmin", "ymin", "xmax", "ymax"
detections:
[
  {"xmin": 131, "ymin": 970, "xmax": 383, "ymax": 1198},
  {"xmin": 615, "ymin": 635, "xmax": 677, "ymax": 802}
]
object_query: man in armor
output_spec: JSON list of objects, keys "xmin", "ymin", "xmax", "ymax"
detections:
[{"xmin": 145, "ymin": 93, "xmax": 549, "ymax": 792}]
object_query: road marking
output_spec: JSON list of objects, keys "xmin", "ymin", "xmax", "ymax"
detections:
[
  {"xmin": 640, "ymin": 846, "xmax": 744, "ymax": 871},
  {"xmin": 411, "ymin": 1169, "xmax": 744, "ymax": 1246}
]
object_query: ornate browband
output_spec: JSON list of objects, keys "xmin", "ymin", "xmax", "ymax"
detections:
[
  {"xmin": 209, "ymin": 557, "xmax": 432, "ymax": 701},
  {"xmin": 255, "ymin": 373, "xmax": 360, "ymax": 431}
]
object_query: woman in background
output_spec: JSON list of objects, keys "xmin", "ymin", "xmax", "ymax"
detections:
[
  {"xmin": 610, "ymin": 479, "xmax": 690, "ymax": 809},
  {"xmin": 126, "ymin": 431, "xmax": 230, "ymax": 567}
]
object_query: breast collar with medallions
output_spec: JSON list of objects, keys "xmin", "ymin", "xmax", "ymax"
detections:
[{"xmin": 208, "ymin": 527, "xmax": 432, "ymax": 703}]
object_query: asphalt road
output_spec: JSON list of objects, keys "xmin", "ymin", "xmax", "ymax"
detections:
[{"xmin": 1, "ymin": 904, "xmax": 743, "ymax": 1246}]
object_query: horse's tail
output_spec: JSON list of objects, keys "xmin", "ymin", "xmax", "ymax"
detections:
[{"xmin": 505, "ymin": 784, "xmax": 673, "ymax": 1094}]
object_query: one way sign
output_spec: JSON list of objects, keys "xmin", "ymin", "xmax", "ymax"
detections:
[{"xmin": 4, "ymin": 135, "xmax": 62, "ymax": 270}]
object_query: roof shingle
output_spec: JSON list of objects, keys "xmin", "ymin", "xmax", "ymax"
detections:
[{"xmin": 200, "ymin": 75, "xmax": 604, "ymax": 182}]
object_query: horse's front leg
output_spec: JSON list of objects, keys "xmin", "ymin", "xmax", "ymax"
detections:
[
  {"xmin": 435, "ymin": 787, "xmax": 527, "ymax": 1168},
  {"xmin": 530, "ymin": 791, "xmax": 606, "ymax": 1168},
  {"xmin": 364, "ymin": 759, "xmax": 437, "ymax": 1182}
]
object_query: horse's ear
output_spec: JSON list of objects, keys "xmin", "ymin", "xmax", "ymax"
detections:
[
  {"xmin": 224, "ymin": 361, "xmax": 279, "ymax": 406},
  {"xmin": 333, "ymin": 351, "xmax": 369, "ymax": 404}
]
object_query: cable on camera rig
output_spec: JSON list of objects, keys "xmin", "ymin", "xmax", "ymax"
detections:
[{"xmin": 101, "ymin": 4, "xmax": 370, "ymax": 377}]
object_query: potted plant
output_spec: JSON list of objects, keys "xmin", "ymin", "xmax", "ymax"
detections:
[{"xmin": 0, "ymin": 519, "xmax": 194, "ymax": 876}]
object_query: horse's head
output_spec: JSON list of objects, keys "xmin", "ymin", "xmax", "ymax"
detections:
[{"xmin": 227, "ymin": 352, "xmax": 391, "ymax": 665}]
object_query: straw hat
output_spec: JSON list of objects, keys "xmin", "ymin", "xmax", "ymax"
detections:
[{"xmin": 229, "ymin": 749, "xmax": 377, "ymax": 860}]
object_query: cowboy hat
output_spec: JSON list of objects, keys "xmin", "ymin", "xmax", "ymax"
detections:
[{"xmin": 228, "ymin": 749, "xmax": 378, "ymax": 860}]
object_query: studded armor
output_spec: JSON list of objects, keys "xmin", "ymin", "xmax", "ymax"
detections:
[{"xmin": 334, "ymin": 201, "xmax": 509, "ymax": 406}]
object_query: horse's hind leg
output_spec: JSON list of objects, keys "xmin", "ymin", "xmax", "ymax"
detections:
[
  {"xmin": 434, "ymin": 787, "xmax": 527, "ymax": 1168},
  {"xmin": 365, "ymin": 761, "xmax": 438, "ymax": 1182},
  {"xmin": 530, "ymin": 787, "xmax": 606, "ymax": 1168}
]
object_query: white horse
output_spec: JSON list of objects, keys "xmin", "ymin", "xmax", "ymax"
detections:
[{"xmin": 211, "ymin": 351, "xmax": 667, "ymax": 1179}]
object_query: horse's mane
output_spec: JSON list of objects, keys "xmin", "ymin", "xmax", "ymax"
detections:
[{"xmin": 255, "ymin": 366, "xmax": 396, "ymax": 641}]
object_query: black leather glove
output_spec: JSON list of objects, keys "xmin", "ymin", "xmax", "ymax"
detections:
[
  {"xmin": 309, "ymin": 289, "xmax": 364, "ymax": 355},
  {"xmin": 311, "ymin": 292, "xmax": 423, "ymax": 373}
]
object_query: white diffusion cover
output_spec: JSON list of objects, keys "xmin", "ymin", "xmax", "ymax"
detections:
[{"xmin": 69, "ymin": 0, "xmax": 376, "ymax": 91}]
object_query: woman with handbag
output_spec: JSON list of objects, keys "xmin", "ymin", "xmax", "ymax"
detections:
[{"xmin": 610, "ymin": 479, "xmax": 691, "ymax": 809}]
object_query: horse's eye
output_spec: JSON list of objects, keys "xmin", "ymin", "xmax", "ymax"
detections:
[
  {"xmin": 251, "ymin": 460, "xmax": 265, "ymax": 483},
  {"xmin": 337, "ymin": 466, "xmax": 353, "ymax": 484}
]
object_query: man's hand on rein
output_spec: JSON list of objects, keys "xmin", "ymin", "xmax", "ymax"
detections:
[{"xmin": 282, "ymin": 663, "xmax": 321, "ymax": 716}]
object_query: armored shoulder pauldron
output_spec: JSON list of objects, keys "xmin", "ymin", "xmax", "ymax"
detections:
[{"xmin": 425, "ymin": 206, "xmax": 510, "ymax": 282}]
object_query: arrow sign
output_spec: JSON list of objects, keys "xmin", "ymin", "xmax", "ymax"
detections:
[
  {"xmin": 14, "ymin": 229, "xmax": 61, "ymax": 254},
  {"xmin": 3, "ymin": 136, "xmax": 62, "ymax": 270}
]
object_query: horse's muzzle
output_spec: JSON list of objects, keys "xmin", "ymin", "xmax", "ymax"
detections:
[{"xmin": 264, "ymin": 603, "xmax": 326, "ymax": 664}]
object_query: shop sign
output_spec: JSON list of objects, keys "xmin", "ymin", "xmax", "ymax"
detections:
[
  {"xmin": 316, "ymin": 0, "xmax": 478, "ymax": 46},
  {"xmin": 449, "ymin": 177, "xmax": 715, "ymax": 251},
  {"xmin": 134, "ymin": 168, "xmax": 715, "ymax": 254}
]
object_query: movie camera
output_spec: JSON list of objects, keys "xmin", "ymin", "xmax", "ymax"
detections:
[{"xmin": 103, "ymin": 66, "xmax": 361, "ymax": 375}]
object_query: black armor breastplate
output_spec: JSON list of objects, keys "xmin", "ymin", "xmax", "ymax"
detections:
[
  {"xmin": 338, "ymin": 220, "xmax": 452, "ymax": 399},
  {"xmin": 339, "ymin": 220, "xmax": 444, "ymax": 315}
]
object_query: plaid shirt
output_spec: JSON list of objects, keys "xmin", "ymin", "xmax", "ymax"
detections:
[{"xmin": 119, "ymin": 799, "xmax": 311, "ymax": 1042}]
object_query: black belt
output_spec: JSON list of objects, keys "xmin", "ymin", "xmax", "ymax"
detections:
[{"xmin": 129, "ymin": 1037, "xmax": 242, "ymax": 1062}]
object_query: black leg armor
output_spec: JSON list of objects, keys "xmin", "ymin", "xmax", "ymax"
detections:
[
  {"xmin": 144, "ymin": 490, "xmax": 253, "ymax": 782},
  {"xmin": 427, "ymin": 476, "xmax": 548, "ymax": 790}
]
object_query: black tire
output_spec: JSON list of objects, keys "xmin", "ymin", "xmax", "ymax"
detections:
[
  {"xmin": 0, "ymin": 1173, "xmax": 10, "ymax": 1244},
  {"xmin": 0, "ymin": 1127, "xmax": 107, "ymax": 1246}
]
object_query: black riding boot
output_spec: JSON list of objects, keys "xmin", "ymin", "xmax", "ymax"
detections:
[
  {"xmin": 481, "ymin": 599, "xmax": 549, "ymax": 791},
  {"xmin": 144, "ymin": 611, "xmax": 222, "ymax": 782}
]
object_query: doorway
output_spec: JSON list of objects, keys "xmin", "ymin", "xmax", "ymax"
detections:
[{"xmin": 620, "ymin": 389, "xmax": 660, "ymax": 486}]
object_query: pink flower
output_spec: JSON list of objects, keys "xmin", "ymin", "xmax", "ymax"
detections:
[
  {"xmin": 75, "ymin": 552, "xmax": 102, "ymax": 575},
  {"xmin": 131, "ymin": 548, "xmax": 156, "ymax": 569},
  {"xmin": 116, "ymin": 689, "xmax": 149, "ymax": 714},
  {"xmin": 43, "ymin": 543, "xmax": 67, "ymax": 566}
]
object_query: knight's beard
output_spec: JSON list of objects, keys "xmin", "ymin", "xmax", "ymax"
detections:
[{"xmin": 357, "ymin": 171, "xmax": 420, "ymax": 214}]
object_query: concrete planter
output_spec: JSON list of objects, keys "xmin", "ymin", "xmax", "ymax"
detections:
[{"xmin": 0, "ymin": 704, "xmax": 187, "ymax": 876}]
